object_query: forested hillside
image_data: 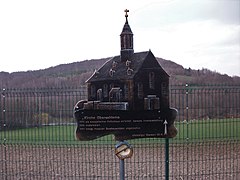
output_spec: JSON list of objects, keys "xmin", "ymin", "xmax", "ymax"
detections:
[{"xmin": 0, "ymin": 57, "xmax": 239, "ymax": 88}]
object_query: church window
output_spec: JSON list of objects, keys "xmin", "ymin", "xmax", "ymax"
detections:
[
  {"xmin": 124, "ymin": 83, "xmax": 129, "ymax": 100},
  {"xmin": 112, "ymin": 61, "xmax": 117, "ymax": 68},
  {"xmin": 121, "ymin": 37, "xmax": 124, "ymax": 48},
  {"xmin": 109, "ymin": 69, "xmax": 115, "ymax": 77},
  {"xmin": 161, "ymin": 82, "xmax": 168, "ymax": 96},
  {"xmin": 97, "ymin": 89, "xmax": 103, "ymax": 101},
  {"xmin": 126, "ymin": 60, "xmax": 131, "ymax": 67},
  {"xmin": 110, "ymin": 83, "xmax": 114, "ymax": 90},
  {"xmin": 138, "ymin": 82, "xmax": 143, "ymax": 99},
  {"xmin": 90, "ymin": 85, "xmax": 96, "ymax": 98},
  {"xmin": 127, "ymin": 68, "xmax": 133, "ymax": 76},
  {"xmin": 129, "ymin": 36, "xmax": 133, "ymax": 48},
  {"xmin": 103, "ymin": 84, "xmax": 108, "ymax": 98},
  {"xmin": 109, "ymin": 87, "xmax": 122, "ymax": 102},
  {"xmin": 149, "ymin": 72, "xmax": 155, "ymax": 89},
  {"xmin": 127, "ymin": 35, "xmax": 130, "ymax": 48},
  {"xmin": 123, "ymin": 36, "xmax": 127, "ymax": 48}
]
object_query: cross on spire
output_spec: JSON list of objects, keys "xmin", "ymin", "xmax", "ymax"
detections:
[{"xmin": 124, "ymin": 9, "xmax": 129, "ymax": 18}]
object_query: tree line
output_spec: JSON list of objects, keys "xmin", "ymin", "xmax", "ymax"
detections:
[{"xmin": 0, "ymin": 57, "xmax": 239, "ymax": 88}]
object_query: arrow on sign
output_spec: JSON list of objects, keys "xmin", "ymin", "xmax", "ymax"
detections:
[{"xmin": 164, "ymin": 120, "xmax": 168, "ymax": 135}]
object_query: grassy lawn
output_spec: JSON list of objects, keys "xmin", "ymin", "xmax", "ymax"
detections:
[
  {"xmin": 173, "ymin": 118, "xmax": 240, "ymax": 143},
  {"xmin": 0, "ymin": 118, "xmax": 239, "ymax": 145}
]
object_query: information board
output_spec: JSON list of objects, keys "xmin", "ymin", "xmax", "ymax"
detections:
[{"xmin": 75, "ymin": 109, "xmax": 173, "ymax": 141}]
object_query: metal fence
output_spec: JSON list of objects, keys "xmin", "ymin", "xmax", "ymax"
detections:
[{"xmin": 0, "ymin": 85, "xmax": 239, "ymax": 179}]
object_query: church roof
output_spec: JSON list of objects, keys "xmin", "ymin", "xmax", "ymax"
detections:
[{"xmin": 86, "ymin": 50, "xmax": 169, "ymax": 83}]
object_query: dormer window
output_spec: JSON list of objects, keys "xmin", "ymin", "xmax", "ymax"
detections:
[
  {"xmin": 127, "ymin": 68, "xmax": 133, "ymax": 76},
  {"xmin": 109, "ymin": 69, "xmax": 115, "ymax": 77},
  {"xmin": 126, "ymin": 60, "xmax": 131, "ymax": 67},
  {"xmin": 112, "ymin": 61, "xmax": 117, "ymax": 69},
  {"xmin": 149, "ymin": 72, "xmax": 155, "ymax": 89}
]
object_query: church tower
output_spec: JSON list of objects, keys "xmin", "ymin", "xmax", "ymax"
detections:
[{"xmin": 120, "ymin": 9, "xmax": 134, "ymax": 62}]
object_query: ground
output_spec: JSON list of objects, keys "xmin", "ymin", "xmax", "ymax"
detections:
[{"xmin": 0, "ymin": 141, "xmax": 239, "ymax": 179}]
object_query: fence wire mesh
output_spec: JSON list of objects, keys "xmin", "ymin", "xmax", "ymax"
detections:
[{"xmin": 0, "ymin": 85, "xmax": 239, "ymax": 179}]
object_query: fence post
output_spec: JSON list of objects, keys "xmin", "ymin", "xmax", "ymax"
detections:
[
  {"xmin": 165, "ymin": 138, "xmax": 169, "ymax": 180},
  {"xmin": 2, "ymin": 88, "xmax": 7, "ymax": 180},
  {"xmin": 185, "ymin": 83, "xmax": 189, "ymax": 180}
]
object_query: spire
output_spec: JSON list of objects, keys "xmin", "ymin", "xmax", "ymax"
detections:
[
  {"xmin": 121, "ymin": 9, "xmax": 133, "ymax": 36},
  {"xmin": 120, "ymin": 9, "xmax": 134, "ymax": 62}
]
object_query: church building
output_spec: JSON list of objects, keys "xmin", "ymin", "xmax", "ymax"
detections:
[{"xmin": 85, "ymin": 9, "xmax": 170, "ymax": 111}]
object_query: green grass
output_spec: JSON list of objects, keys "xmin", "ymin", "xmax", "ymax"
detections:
[
  {"xmin": 174, "ymin": 118, "xmax": 240, "ymax": 143},
  {"xmin": 0, "ymin": 125, "xmax": 114, "ymax": 145},
  {"xmin": 0, "ymin": 118, "xmax": 239, "ymax": 145}
]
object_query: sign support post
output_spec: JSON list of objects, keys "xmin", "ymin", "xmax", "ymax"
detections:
[
  {"xmin": 119, "ymin": 158, "xmax": 125, "ymax": 180},
  {"xmin": 115, "ymin": 141, "xmax": 133, "ymax": 180},
  {"xmin": 165, "ymin": 137, "xmax": 169, "ymax": 180}
]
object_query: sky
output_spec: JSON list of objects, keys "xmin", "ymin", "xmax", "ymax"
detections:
[{"xmin": 0, "ymin": 0, "xmax": 239, "ymax": 76}]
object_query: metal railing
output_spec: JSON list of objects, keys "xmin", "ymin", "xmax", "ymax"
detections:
[{"xmin": 0, "ymin": 85, "xmax": 239, "ymax": 179}]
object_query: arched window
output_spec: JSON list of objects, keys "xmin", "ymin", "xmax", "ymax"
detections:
[
  {"xmin": 123, "ymin": 36, "xmax": 127, "ymax": 48},
  {"xmin": 126, "ymin": 60, "xmax": 131, "ymax": 67},
  {"xmin": 127, "ymin": 35, "xmax": 131, "ymax": 48},
  {"xmin": 127, "ymin": 68, "xmax": 133, "ymax": 76},
  {"xmin": 97, "ymin": 89, "xmax": 103, "ymax": 101},
  {"xmin": 90, "ymin": 85, "xmax": 96, "ymax": 98},
  {"xmin": 130, "ymin": 36, "xmax": 133, "ymax": 48},
  {"xmin": 149, "ymin": 72, "xmax": 155, "ymax": 89},
  {"xmin": 109, "ymin": 69, "xmax": 115, "ymax": 77},
  {"xmin": 121, "ymin": 37, "xmax": 124, "ymax": 48},
  {"xmin": 161, "ymin": 82, "xmax": 168, "ymax": 96},
  {"xmin": 109, "ymin": 88, "xmax": 122, "ymax": 102},
  {"xmin": 138, "ymin": 82, "xmax": 143, "ymax": 99},
  {"xmin": 110, "ymin": 83, "xmax": 114, "ymax": 90},
  {"xmin": 124, "ymin": 83, "xmax": 129, "ymax": 100},
  {"xmin": 103, "ymin": 84, "xmax": 108, "ymax": 98}
]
